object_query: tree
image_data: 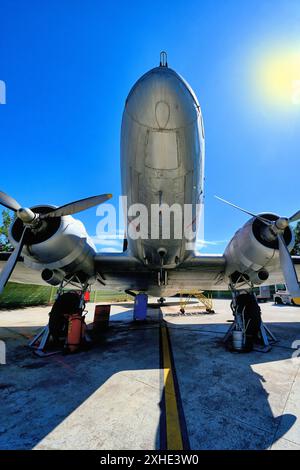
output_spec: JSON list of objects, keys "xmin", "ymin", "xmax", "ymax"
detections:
[
  {"xmin": 291, "ymin": 221, "xmax": 300, "ymax": 256},
  {"xmin": 0, "ymin": 209, "xmax": 14, "ymax": 252}
]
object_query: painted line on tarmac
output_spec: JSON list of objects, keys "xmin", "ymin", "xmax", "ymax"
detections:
[{"xmin": 159, "ymin": 323, "xmax": 190, "ymax": 450}]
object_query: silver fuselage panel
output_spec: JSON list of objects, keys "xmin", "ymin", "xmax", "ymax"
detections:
[{"xmin": 121, "ymin": 66, "xmax": 205, "ymax": 268}]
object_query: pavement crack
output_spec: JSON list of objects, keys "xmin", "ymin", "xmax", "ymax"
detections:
[{"xmin": 121, "ymin": 372, "xmax": 162, "ymax": 393}]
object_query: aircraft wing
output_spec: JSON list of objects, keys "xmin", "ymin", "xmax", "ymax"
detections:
[
  {"xmin": 0, "ymin": 252, "xmax": 46, "ymax": 286},
  {"xmin": 0, "ymin": 251, "xmax": 227, "ymax": 293},
  {"xmin": 165, "ymin": 254, "xmax": 300, "ymax": 292},
  {"xmin": 2, "ymin": 250, "xmax": 300, "ymax": 293},
  {"xmin": 95, "ymin": 253, "xmax": 227, "ymax": 292},
  {"xmin": 167, "ymin": 254, "xmax": 227, "ymax": 291},
  {"xmin": 0, "ymin": 251, "xmax": 154, "ymax": 291},
  {"xmin": 94, "ymin": 253, "xmax": 154, "ymax": 291},
  {"xmin": 266, "ymin": 255, "xmax": 300, "ymax": 286}
]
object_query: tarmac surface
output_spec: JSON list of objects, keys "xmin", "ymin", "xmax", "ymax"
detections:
[{"xmin": 0, "ymin": 298, "xmax": 300, "ymax": 450}]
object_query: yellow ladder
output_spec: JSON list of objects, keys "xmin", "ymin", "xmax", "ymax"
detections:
[{"xmin": 179, "ymin": 290, "xmax": 214, "ymax": 313}]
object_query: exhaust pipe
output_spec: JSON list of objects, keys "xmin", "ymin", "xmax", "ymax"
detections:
[{"xmin": 42, "ymin": 268, "xmax": 65, "ymax": 286}]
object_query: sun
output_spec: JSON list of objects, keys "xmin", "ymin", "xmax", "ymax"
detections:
[{"xmin": 255, "ymin": 49, "xmax": 300, "ymax": 107}]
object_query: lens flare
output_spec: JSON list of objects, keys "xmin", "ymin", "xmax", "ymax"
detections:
[{"xmin": 255, "ymin": 48, "xmax": 300, "ymax": 107}]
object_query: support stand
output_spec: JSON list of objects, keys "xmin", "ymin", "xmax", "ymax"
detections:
[
  {"xmin": 133, "ymin": 293, "xmax": 148, "ymax": 321},
  {"xmin": 223, "ymin": 282, "xmax": 277, "ymax": 352},
  {"xmin": 223, "ymin": 321, "xmax": 236, "ymax": 344},
  {"xmin": 28, "ymin": 325, "xmax": 59, "ymax": 357},
  {"xmin": 28, "ymin": 276, "xmax": 90, "ymax": 355},
  {"xmin": 223, "ymin": 321, "xmax": 277, "ymax": 352},
  {"xmin": 255, "ymin": 322, "xmax": 277, "ymax": 352}
]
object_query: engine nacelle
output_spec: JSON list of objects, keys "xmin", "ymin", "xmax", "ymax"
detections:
[
  {"xmin": 224, "ymin": 214, "xmax": 294, "ymax": 286},
  {"xmin": 9, "ymin": 205, "xmax": 97, "ymax": 285}
]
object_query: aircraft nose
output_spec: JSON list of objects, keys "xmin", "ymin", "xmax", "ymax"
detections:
[{"xmin": 124, "ymin": 65, "xmax": 200, "ymax": 130}]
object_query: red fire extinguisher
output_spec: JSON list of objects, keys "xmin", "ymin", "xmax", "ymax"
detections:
[{"xmin": 66, "ymin": 313, "xmax": 86, "ymax": 353}]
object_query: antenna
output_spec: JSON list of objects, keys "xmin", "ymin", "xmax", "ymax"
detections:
[{"xmin": 159, "ymin": 51, "xmax": 168, "ymax": 67}]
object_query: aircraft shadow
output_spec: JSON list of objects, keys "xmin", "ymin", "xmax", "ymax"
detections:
[{"xmin": 0, "ymin": 309, "xmax": 299, "ymax": 450}]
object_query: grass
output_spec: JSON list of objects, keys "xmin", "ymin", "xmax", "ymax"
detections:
[
  {"xmin": 0, "ymin": 282, "xmax": 132, "ymax": 309},
  {"xmin": 0, "ymin": 282, "xmax": 238, "ymax": 309},
  {"xmin": 0, "ymin": 282, "xmax": 54, "ymax": 308}
]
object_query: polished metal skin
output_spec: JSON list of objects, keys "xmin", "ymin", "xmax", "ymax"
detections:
[
  {"xmin": 9, "ymin": 206, "xmax": 97, "ymax": 283},
  {"xmin": 224, "ymin": 214, "xmax": 294, "ymax": 285},
  {"xmin": 216, "ymin": 196, "xmax": 300, "ymax": 295},
  {"xmin": 0, "ymin": 190, "xmax": 111, "ymax": 291},
  {"xmin": 121, "ymin": 64, "xmax": 205, "ymax": 268}
]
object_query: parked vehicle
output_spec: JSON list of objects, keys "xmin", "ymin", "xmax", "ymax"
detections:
[
  {"xmin": 273, "ymin": 284, "xmax": 300, "ymax": 306},
  {"xmin": 256, "ymin": 285, "xmax": 272, "ymax": 303}
]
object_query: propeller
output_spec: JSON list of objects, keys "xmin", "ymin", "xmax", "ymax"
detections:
[
  {"xmin": 0, "ymin": 191, "xmax": 21, "ymax": 212},
  {"xmin": 0, "ymin": 190, "xmax": 112, "ymax": 294},
  {"xmin": 214, "ymin": 196, "xmax": 273, "ymax": 225},
  {"xmin": 215, "ymin": 195, "xmax": 300, "ymax": 297},
  {"xmin": 39, "ymin": 194, "xmax": 111, "ymax": 219},
  {"xmin": 278, "ymin": 234, "xmax": 300, "ymax": 297},
  {"xmin": 289, "ymin": 209, "xmax": 300, "ymax": 224},
  {"xmin": 0, "ymin": 227, "xmax": 29, "ymax": 293}
]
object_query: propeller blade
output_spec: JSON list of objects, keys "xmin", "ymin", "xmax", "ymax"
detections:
[
  {"xmin": 40, "ymin": 194, "xmax": 112, "ymax": 219},
  {"xmin": 278, "ymin": 233, "xmax": 300, "ymax": 298},
  {"xmin": 0, "ymin": 227, "xmax": 28, "ymax": 295},
  {"xmin": 214, "ymin": 196, "xmax": 272, "ymax": 225},
  {"xmin": 0, "ymin": 190, "xmax": 21, "ymax": 212},
  {"xmin": 289, "ymin": 210, "xmax": 300, "ymax": 224}
]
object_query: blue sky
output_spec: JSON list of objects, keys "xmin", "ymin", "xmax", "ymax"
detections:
[{"xmin": 0, "ymin": 0, "xmax": 300, "ymax": 254}]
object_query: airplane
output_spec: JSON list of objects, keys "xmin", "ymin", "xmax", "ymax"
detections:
[{"xmin": 1, "ymin": 52, "xmax": 300, "ymax": 305}]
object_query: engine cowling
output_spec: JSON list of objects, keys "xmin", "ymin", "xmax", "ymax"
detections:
[
  {"xmin": 9, "ymin": 205, "xmax": 96, "ymax": 285},
  {"xmin": 224, "ymin": 213, "xmax": 294, "ymax": 286}
]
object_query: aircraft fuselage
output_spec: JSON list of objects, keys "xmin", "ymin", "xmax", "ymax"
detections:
[{"xmin": 121, "ymin": 65, "xmax": 205, "ymax": 269}]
